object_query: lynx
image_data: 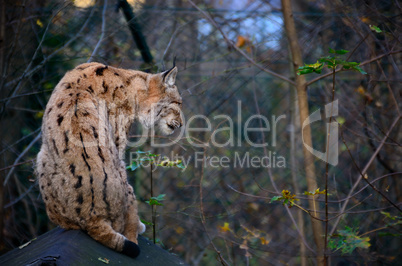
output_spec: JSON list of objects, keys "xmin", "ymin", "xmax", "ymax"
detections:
[{"xmin": 36, "ymin": 62, "xmax": 182, "ymax": 258}]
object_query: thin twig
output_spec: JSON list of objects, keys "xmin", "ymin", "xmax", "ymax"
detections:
[
  {"xmin": 1, "ymin": 2, "xmax": 69, "ymax": 105},
  {"xmin": 0, "ymin": 127, "xmax": 41, "ymax": 156},
  {"xmin": 374, "ymin": 55, "xmax": 400, "ymax": 116},
  {"xmin": 254, "ymin": 172, "xmax": 401, "ymax": 204},
  {"xmin": 340, "ymin": 127, "xmax": 401, "ymax": 211},
  {"xmin": 0, "ymin": 0, "xmax": 26, "ymax": 95},
  {"xmin": 187, "ymin": 0, "xmax": 295, "ymax": 85},
  {"xmin": 162, "ymin": 22, "xmax": 189, "ymax": 64},
  {"xmin": 4, "ymin": 132, "xmax": 41, "ymax": 186},
  {"xmin": 0, "ymin": 89, "xmax": 53, "ymax": 104},
  {"xmin": 191, "ymin": 121, "xmax": 235, "ymax": 265},
  {"xmin": 345, "ymin": 33, "xmax": 369, "ymax": 62},
  {"xmin": 330, "ymin": 115, "xmax": 401, "ymax": 235},
  {"xmin": 0, "ymin": 159, "xmax": 35, "ymax": 173},
  {"xmin": 150, "ymin": 162, "xmax": 156, "ymax": 244},
  {"xmin": 228, "ymin": 184, "xmax": 323, "ymax": 222},
  {"xmin": 4, "ymin": 184, "xmax": 34, "ymax": 208},
  {"xmin": 250, "ymin": 68, "xmax": 315, "ymax": 254},
  {"xmin": 199, "ymin": 147, "xmax": 229, "ymax": 265},
  {"xmin": 88, "ymin": 0, "xmax": 108, "ymax": 63},
  {"xmin": 323, "ymin": 67, "xmax": 336, "ymax": 260},
  {"xmin": 306, "ymin": 49, "xmax": 402, "ymax": 86},
  {"xmin": 359, "ymin": 226, "xmax": 391, "ymax": 237},
  {"xmin": 4, "ymin": 5, "xmax": 96, "ymax": 91},
  {"xmin": 229, "ymin": 183, "xmax": 401, "ymax": 216}
]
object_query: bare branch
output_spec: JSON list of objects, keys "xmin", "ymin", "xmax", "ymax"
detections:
[
  {"xmin": 306, "ymin": 49, "xmax": 402, "ymax": 86},
  {"xmin": 3, "ymin": 132, "xmax": 41, "ymax": 186},
  {"xmin": 330, "ymin": 115, "xmax": 401, "ymax": 235},
  {"xmin": 4, "ymin": 184, "xmax": 34, "ymax": 209},
  {"xmin": 187, "ymin": 0, "xmax": 295, "ymax": 85},
  {"xmin": 88, "ymin": 0, "xmax": 108, "ymax": 63},
  {"xmin": 3, "ymin": 5, "xmax": 95, "ymax": 93},
  {"xmin": 0, "ymin": 0, "xmax": 26, "ymax": 94},
  {"xmin": 0, "ymin": 159, "xmax": 35, "ymax": 173}
]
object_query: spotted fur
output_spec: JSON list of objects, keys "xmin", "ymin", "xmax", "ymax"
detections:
[{"xmin": 36, "ymin": 62, "xmax": 182, "ymax": 258}]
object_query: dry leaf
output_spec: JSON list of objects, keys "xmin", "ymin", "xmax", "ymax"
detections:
[{"xmin": 218, "ymin": 222, "xmax": 231, "ymax": 233}]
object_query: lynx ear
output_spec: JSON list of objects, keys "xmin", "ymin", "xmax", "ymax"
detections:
[{"xmin": 162, "ymin": 66, "xmax": 178, "ymax": 86}]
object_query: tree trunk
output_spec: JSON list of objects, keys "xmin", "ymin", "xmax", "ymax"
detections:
[
  {"xmin": 288, "ymin": 50, "xmax": 307, "ymax": 266},
  {"xmin": 118, "ymin": 0, "xmax": 154, "ymax": 71},
  {"xmin": 281, "ymin": 0, "xmax": 325, "ymax": 264}
]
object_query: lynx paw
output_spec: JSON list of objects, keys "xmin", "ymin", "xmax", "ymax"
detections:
[{"xmin": 122, "ymin": 240, "xmax": 140, "ymax": 258}]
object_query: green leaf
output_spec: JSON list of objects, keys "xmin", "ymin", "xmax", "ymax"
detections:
[
  {"xmin": 314, "ymin": 69, "xmax": 322, "ymax": 74},
  {"xmin": 319, "ymin": 57, "xmax": 335, "ymax": 64},
  {"xmin": 126, "ymin": 161, "xmax": 139, "ymax": 171},
  {"xmin": 146, "ymin": 198, "xmax": 164, "ymax": 206},
  {"xmin": 342, "ymin": 61, "xmax": 360, "ymax": 71},
  {"xmin": 270, "ymin": 196, "xmax": 281, "ymax": 203},
  {"xmin": 337, "ymin": 116, "xmax": 346, "ymax": 125},
  {"xmin": 304, "ymin": 188, "xmax": 327, "ymax": 196},
  {"xmin": 140, "ymin": 219, "xmax": 153, "ymax": 226},
  {"xmin": 146, "ymin": 194, "xmax": 166, "ymax": 206},
  {"xmin": 369, "ymin": 25, "xmax": 382, "ymax": 33},
  {"xmin": 329, "ymin": 48, "xmax": 336, "ymax": 54},
  {"xmin": 327, "ymin": 239, "xmax": 337, "ymax": 250},
  {"xmin": 381, "ymin": 211, "xmax": 402, "ymax": 224},
  {"xmin": 158, "ymin": 159, "xmax": 185, "ymax": 168},
  {"xmin": 297, "ymin": 69, "xmax": 314, "ymax": 75},
  {"xmin": 155, "ymin": 194, "xmax": 166, "ymax": 201},
  {"xmin": 43, "ymin": 82, "xmax": 54, "ymax": 90},
  {"xmin": 297, "ymin": 61, "xmax": 323, "ymax": 75},
  {"xmin": 342, "ymin": 61, "xmax": 359, "ymax": 67},
  {"xmin": 155, "ymin": 238, "xmax": 165, "ymax": 248},
  {"xmin": 136, "ymin": 150, "xmax": 151, "ymax": 154},
  {"xmin": 305, "ymin": 61, "xmax": 323, "ymax": 69},
  {"xmin": 381, "ymin": 211, "xmax": 393, "ymax": 220},
  {"xmin": 329, "ymin": 227, "xmax": 371, "ymax": 255},
  {"xmin": 352, "ymin": 66, "xmax": 367, "ymax": 75},
  {"xmin": 176, "ymin": 162, "xmax": 186, "ymax": 169},
  {"xmin": 335, "ymin": 59, "xmax": 345, "ymax": 65},
  {"xmin": 334, "ymin": 49, "xmax": 349, "ymax": 55}
]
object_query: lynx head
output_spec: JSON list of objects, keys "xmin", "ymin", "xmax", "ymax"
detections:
[{"xmin": 138, "ymin": 66, "xmax": 183, "ymax": 135}]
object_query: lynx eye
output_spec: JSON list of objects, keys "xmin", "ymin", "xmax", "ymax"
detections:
[{"xmin": 171, "ymin": 101, "xmax": 182, "ymax": 106}]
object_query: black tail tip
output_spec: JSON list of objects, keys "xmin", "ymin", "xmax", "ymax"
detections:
[{"xmin": 122, "ymin": 240, "xmax": 140, "ymax": 258}]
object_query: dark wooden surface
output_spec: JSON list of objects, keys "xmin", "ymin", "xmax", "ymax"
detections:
[{"xmin": 0, "ymin": 227, "xmax": 185, "ymax": 265}]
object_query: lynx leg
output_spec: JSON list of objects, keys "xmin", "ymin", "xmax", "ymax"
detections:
[
  {"xmin": 123, "ymin": 187, "xmax": 145, "ymax": 242},
  {"xmin": 86, "ymin": 218, "xmax": 140, "ymax": 258}
]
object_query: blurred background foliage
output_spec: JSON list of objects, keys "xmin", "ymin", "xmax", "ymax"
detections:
[{"xmin": 0, "ymin": 0, "xmax": 400, "ymax": 265}]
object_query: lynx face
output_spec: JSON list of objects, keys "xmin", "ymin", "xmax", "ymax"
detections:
[{"xmin": 138, "ymin": 66, "xmax": 183, "ymax": 135}]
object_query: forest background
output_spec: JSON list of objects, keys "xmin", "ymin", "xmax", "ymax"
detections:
[{"xmin": 0, "ymin": 0, "xmax": 401, "ymax": 265}]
